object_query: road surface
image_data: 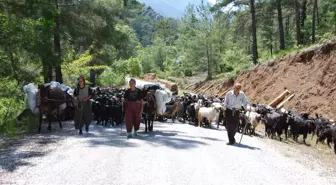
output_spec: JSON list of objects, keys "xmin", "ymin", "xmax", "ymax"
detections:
[{"xmin": 1, "ymin": 121, "xmax": 336, "ymax": 185}]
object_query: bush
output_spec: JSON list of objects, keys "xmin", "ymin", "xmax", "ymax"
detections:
[
  {"xmin": 97, "ymin": 68, "xmax": 125, "ymax": 87},
  {"xmin": 221, "ymin": 48, "xmax": 253, "ymax": 75},
  {"xmin": 156, "ymin": 70, "xmax": 166, "ymax": 79},
  {"xmin": 128, "ymin": 57, "xmax": 142, "ymax": 77},
  {"xmin": 219, "ymin": 63, "xmax": 234, "ymax": 73},
  {"xmin": 0, "ymin": 80, "xmax": 26, "ymax": 137},
  {"xmin": 319, "ymin": 33, "xmax": 335, "ymax": 44},
  {"xmin": 184, "ymin": 69, "xmax": 192, "ymax": 77}
]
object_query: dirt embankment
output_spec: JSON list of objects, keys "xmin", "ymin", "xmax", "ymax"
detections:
[{"xmin": 189, "ymin": 39, "xmax": 336, "ymax": 120}]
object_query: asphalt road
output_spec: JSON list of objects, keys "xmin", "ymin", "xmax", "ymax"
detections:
[{"xmin": 1, "ymin": 121, "xmax": 336, "ymax": 185}]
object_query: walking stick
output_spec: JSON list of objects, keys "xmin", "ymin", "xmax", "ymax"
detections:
[
  {"xmin": 239, "ymin": 110, "xmax": 251, "ymax": 144},
  {"xmin": 121, "ymin": 101, "xmax": 124, "ymax": 135},
  {"xmin": 120, "ymin": 118, "xmax": 123, "ymax": 135}
]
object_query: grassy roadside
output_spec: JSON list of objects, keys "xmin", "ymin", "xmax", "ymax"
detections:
[{"xmin": 254, "ymin": 124, "xmax": 335, "ymax": 172}]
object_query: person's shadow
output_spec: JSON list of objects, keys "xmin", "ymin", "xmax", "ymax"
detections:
[{"xmin": 232, "ymin": 143, "xmax": 261, "ymax": 150}]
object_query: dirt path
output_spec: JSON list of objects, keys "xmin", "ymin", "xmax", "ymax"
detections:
[{"xmin": 1, "ymin": 121, "xmax": 336, "ymax": 185}]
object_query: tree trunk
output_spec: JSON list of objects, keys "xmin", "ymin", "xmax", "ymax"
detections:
[
  {"xmin": 300, "ymin": 0, "xmax": 307, "ymax": 28},
  {"xmin": 276, "ymin": 0, "xmax": 285, "ymax": 50},
  {"xmin": 270, "ymin": 25, "xmax": 273, "ymax": 56},
  {"xmin": 206, "ymin": 44, "xmax": 212, "ymax": 80},
  {"xmin": 42, "ymin": 58, "xmax": 53, "ymax": 83},
  {"xmin": 250, "ymin": 0, "xmax": 258, "ymax": 64},
  {"xmin": 54, "ymin": 0, "xmax": 63, "ymax": 83},
  {"xmin": 312, "ymin": 0, "xmax": 317, "ymax": 43},
  {"xmin": 286, "ymin": 15, "xmax": 290, "ymax": 38},
  {"xmin": 90, "ymin": 69, "xmax": 96, "ymax": 86},
  {"xmin": 316, "ymin": 0, "xmax": 319, "ymax": 24},
  {"xmin": 8, "ymin": 52, "xmax": 19, "ymax": 83},
  {"xmin": 158, "ymin": 49, "xmax": 165, "ymax": 72},
  {"xmin": 293, "ymin": 0, "xmax": 302, "ymax": 45},
  {"xmin": 300, "ymin": 0, "xmax": 307, "ymax": 44}
]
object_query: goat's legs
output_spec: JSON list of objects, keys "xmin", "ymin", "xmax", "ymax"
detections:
[
  {"xmin": 327, "ymin": 136, "xmax": 332, "ymax": 148},
  {"xmin": 47, "ymin": 114, "xmax": 52, "ymax": 131},
  {"xmin": 285, "ymin": 129, "xmax": 288, "ymax": 140},
  {"xmin": 144, "ymin": 116, "xmax": 148, "ymax": 132},
  {"xmin": 333, "ymin": 137, "xmax": 336, "ymax": 154},
  {"xmin": 57, "ymin": 108, "xmax": 62, "ymax": 130},
  {"xmin": 303, "ymin": 134, "xmax": 307, "ymax": 144},
  {"xmin": 38, "ymin": 111, "xmax": 43, "ymax": 133},
  {"xmin": 150, "ymin": 120, "xmax": 154, "ymax": 131}
]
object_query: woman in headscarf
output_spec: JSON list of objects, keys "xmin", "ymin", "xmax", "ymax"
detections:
[
  {"xmin": 74, "ymin": 76, "xmax": 93, "ymax": 135},
  {"xmin": 123, "ymin": 78, "xmax": 143, "ymax": 139}
]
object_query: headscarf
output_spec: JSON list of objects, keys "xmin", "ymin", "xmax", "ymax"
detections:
[
  {"xmin": 129, "ymin": 78, "xmax": 136, "ymax": 84},
  {"xmin": 77, "ymin": 76, "xmax": 86, "ymax": 88}
]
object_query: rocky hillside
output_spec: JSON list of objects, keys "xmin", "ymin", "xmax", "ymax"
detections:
[{"xmin": 189, "ymin": 39, "xmax": 336, "ymax": 119}]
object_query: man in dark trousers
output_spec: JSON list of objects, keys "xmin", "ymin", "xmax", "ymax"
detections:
[
  {"xmin": 123, "ymin": 79, "xmax": 143, "ymax": 139},
  {"xmin": 223, "ymin": 83, "xmax": 250, "ymax": 145}
]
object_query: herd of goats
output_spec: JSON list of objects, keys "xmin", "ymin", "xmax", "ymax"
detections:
[{"xmin": 34, "ymin": 84, "xmax": 336, "ymax": 154}]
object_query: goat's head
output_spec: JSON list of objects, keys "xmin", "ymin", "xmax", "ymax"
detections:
[{"xmin": 255, "ymin": 115, "xmax": 262, "ymax": 122}]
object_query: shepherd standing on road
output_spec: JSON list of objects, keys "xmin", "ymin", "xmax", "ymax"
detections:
[
  {"xmin": 74, "ymin": 76, "xmax": 93, "ymax": 135},
  {"xmin": 223, "ymin": 83, "xmax": 250, "ymax": 145},
  {"xmin": 124, "ymin": 79, "xmax": 143, "ymax": 139}
]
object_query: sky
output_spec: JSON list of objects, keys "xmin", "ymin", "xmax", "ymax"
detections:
[
  {"xmin": 137, "ymin": 0, "xmax": 221, "ymax": 18},
  {"xmin": 208, "ymin": 0, "xmax": 217, "ymax": 4}
]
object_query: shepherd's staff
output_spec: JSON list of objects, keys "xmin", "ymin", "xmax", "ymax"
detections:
[
  {"xmin": 121, "ymin": 100, "xmax": 125, "ymax": 135},
  {"xmin": 239, "ymin": 109, "xmax": 251, "ymax": 144}
]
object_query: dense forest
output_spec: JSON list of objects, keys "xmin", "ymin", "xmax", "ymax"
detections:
[{"xmin": 0, "ymin": 0, "xmax": 335, "ymax": 135}]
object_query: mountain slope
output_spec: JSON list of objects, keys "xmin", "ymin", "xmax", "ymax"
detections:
[
  {"xmin": 189, "ymin": 39, "xmax": 336, "ymax": 119},
  {"xmin": 138, "ymin": 0, "xmax": 214, "ymax": 18}
]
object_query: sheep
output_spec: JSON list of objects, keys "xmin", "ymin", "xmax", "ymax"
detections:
[
  {"xmin": 245, "ymin": 111, "xmax": 261, "ymax": 135},
  {"xmin": 197, "ymin": 103, "xmax": 221, "ymax": 127}
]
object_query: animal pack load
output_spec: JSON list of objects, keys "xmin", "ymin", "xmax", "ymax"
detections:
[
  {"xmin": 43, "ymin": 81, "xmax": 74, "ymax": 95},
  {"xmin": 23, "ymin": 83, "xmax": 40, "ymax": 115},
  {"xmin": 23, "ymin": 82, "xmax": 74, "ymax": 116},
  {"xmin": 155, "ymin": 89, "xmax": 172, "ymax": 115}
]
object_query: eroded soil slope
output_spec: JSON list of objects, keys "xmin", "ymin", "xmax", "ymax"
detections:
[{"xmin": 190, "ymin": 39, "xmax": 336, "ymax": 119}]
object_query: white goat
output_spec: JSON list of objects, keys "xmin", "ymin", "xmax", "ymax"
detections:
[
  {"xmin": 194, "ymin": 99, "xmax": 203, "ymax": 111},
  {"xmin": 245, "ymin": 111, "xmax": 262, "ymax": 135},
  {"xmin": 197, "ymin": 103, "xmax": 222, "ymax": 127},
  {"xmin": 247, "ymin": 105, "xmax": 256, "ymax": 112}
]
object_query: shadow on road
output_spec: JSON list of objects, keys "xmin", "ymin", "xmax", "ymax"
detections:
[
  {"xmin": 232, "ymin": 143, "xmax": 261, "ymax": 150},
  {"xmin": 86, "ymin": 124, "xmax": 209, "ymax": 150},
  {"xmin": 0, "ymin": 121, "xmax": 78, "ymax": 172},
  {"xmin": 0, "ymin": 150, "xmax": 47, "ymax": 172},
  {"xmin": 0, "ymin": 120, "xmax": 253, "ymax": 172}
]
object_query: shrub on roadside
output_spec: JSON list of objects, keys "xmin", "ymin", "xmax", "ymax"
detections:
[
  {"xmin": 97, "ymin": 68, "xmax": 125, "ymax": 87},
  {"xmin": 128, "ymin": 57, "xmax": 142, "ymax": 77},
  {"xmin": 0, "ymin": 80, "xmax": 27, "ymax": 137},
  {"xmin": 184, "ymin": 69, "xmax": 192, "ymax": 77}
]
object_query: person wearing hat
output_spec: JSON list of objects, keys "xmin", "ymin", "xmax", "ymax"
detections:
[
  {"xmin": 74, "ymin": 76, "xmax": 93, "ymax": 135},
  {"xmin": 223, "ymin": 83, "xmax": 251, "ymax": 145},
  {"xmin": 123, "ymin": 78, "xmax": 143, "ymax": 139}
]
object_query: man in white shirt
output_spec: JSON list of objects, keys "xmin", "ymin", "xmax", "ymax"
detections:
[{"xmin": 223, "ymin": 83, "xmax": 250, "ymax": 145}]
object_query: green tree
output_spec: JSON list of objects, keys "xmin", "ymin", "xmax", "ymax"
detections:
[
  {"xmin": 128, "ymin": 57, "xmax": 142, "ymax": 77},
  {"xmin": 213, "ymin": 0, "xmax": 259, "ymax": 64}
]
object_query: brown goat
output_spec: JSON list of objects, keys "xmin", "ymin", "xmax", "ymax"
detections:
[{"xmin": 162, "ymin": 100, "xmax": 180, "ymax": 123}]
